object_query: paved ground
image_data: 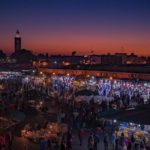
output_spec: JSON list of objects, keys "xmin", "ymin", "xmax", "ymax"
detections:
[
  {"xmin": 10, "ymin": 102, "xmax": 113, "ymax": 150},
  {"xmin": 12, "ymin": 132, "xmax": 112, "ymax": 150}
]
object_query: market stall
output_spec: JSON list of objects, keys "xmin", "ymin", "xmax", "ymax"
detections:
[
  {"xmin": 116, "ymin": 122, "xmax": 150, "ymax": 146},
  {"xmin": 21, "ymin": 122, "xmax": 68, "ymax": 144}
]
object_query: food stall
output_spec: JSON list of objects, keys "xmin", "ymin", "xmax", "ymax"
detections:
[
  {"xmin": 107, "ymin": 121, "xmax": 150, "ymax": 147},
  {"xmin": 21, "ymin": 122, "xmax": 68, "ymax": 143}
]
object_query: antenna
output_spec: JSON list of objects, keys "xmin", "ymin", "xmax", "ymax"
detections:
[{"xmin": 121, "ymin": 46, "xmax": 124, "ymax": 53}]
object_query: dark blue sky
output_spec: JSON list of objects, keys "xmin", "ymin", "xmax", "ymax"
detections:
[{"xmin": 0, "ymin": 0, "xmax": 150, "ymax": 55}]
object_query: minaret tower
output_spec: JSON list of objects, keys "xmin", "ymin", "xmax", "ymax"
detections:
[{"xmin": 14, "ymin": 30, "xmax": 21, "ymax": 52}]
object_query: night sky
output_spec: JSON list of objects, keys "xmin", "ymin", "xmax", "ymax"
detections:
[{"xmin": 0, "ymin": 0, "xmax": 150, "ymax": 55}]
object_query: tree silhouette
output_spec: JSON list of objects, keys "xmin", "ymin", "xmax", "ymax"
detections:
[
  {"xmin": 0, "ymin": 50, "xmax": 6, "ymax": 59},
  {"xmin": 72, "ymin": 51, "xmax": 76, "ymax": 56}
]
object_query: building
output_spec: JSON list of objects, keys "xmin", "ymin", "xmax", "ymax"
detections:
[
  {"xmin": 90, "ymin": 55, "xmax": 101, "ymax": 64},
  {"xmin": 81, "ymin": 55, "xmax": 101, "ymax": 65},
  {"xmin": 14, "ymin": 30, "xmax": 21, "ymax": 52},
  {"xmin": 115, "ymin": 53, "xmax": 127, "ymax": 64},
  {"xmin": 101, "ymin": 53, "xmax": 123, "ymax": 65},
  {"xmin": 125, "ymin": 53, "xmax": 138, "ymax": 64},
  {"xmin": 48, "ymin": 55, "xmax": 85, "ymax": 68}
]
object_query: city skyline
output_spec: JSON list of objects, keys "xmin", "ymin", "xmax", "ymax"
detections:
[{"xmin": 0, "ymin": 0, "xmax": 150, "ymax": 55}]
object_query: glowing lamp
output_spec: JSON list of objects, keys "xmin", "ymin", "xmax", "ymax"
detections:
[
  {"xmin": 113, "ymin": 119, "xmax": 117, "ymax": 123},
  {"xmin": 109, "ymin": 76, "xmax": 113, "ymax": 80},
  {"xmin": 130, "ymin": 122, "xmax": 133, "ymax": 126},
  {"xmin": 87, "ymin": 75, "xmax": 90, "ymax": 78}
]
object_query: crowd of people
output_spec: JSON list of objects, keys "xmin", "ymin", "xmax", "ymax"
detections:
[
  {"xmin": 51, "ymin": 75, "xmax": 150, "ymax": 109},
  {"xmin": 0, "ymin": 72, "xmax": 150, "ymax": 149},
  {"xmin": 0, "ymin": 132, "xmax": 13, "ymax": 150},
  {"xmin": 50, "ymin": 75, "xmax": 150, "ymax": 149}
]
